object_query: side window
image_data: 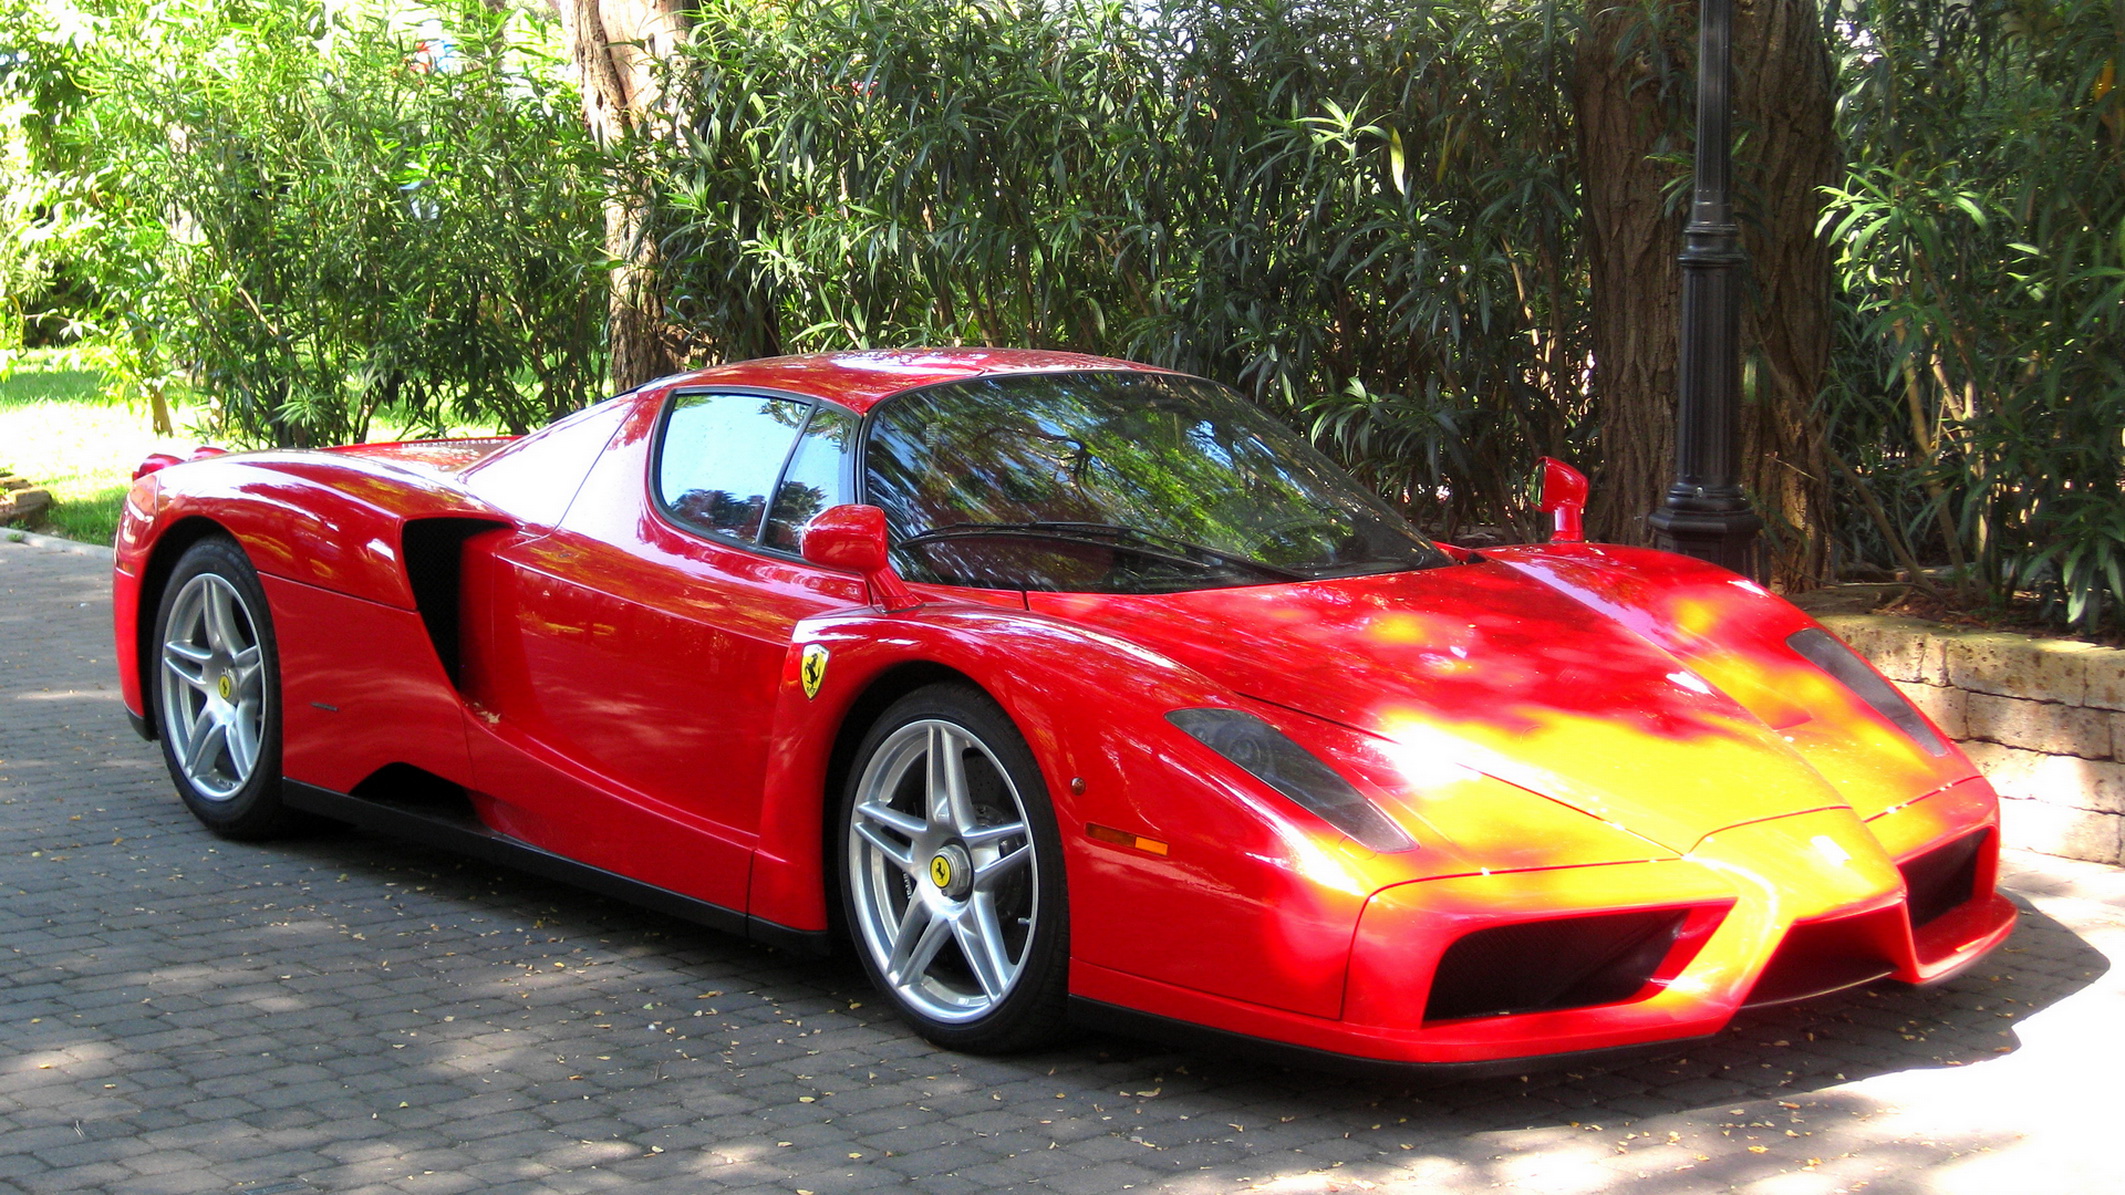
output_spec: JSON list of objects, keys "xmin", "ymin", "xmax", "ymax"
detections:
[
  {"xmin": 763, "ymin": 406, "xmax": 855, "ymax": 551},
  {"xmin": 656, "ymin": 393, "xmax": 810, "ymax": 542}
]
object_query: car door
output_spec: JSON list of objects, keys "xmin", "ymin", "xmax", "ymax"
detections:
[{"xmin": 463, "ymin": 388, "xmax": 865, "ymax": 909}]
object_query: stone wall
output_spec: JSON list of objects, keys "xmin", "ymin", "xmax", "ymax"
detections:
[{"xmin": 1818, "ymin": 613, "xmax": 2125, "ymax": 866}]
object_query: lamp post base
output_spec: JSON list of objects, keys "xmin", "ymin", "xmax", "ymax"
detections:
[{"xmin": 1649, "ymin": 501, "xmax": 1763, "ymax": 578}]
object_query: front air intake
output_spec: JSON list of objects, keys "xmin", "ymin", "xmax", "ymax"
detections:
[
  {"xmin": 1743, "ymin": 909, "xmax": 1900, "ymax": 1007},
  {"xmin": 1900, "ymin": 829, "xmax": 1988, "ymax": 930},
  {"xmin": 1424, "ymin": 910, "xmax": 1686, "ymax": 1023}
]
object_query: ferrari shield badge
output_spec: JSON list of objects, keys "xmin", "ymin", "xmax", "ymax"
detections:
[{"xmin": 800, "ymin": 643, "xmax": 829, "ymax": 699}]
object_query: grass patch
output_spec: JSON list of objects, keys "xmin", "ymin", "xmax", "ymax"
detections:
[
  {"xmin": 1, "ymin": 353, "xmax": 196, "ymax": 546},
  {"xmin": 1, "ymin": 349, "xmax": 510, "ymax": 546},
  {"xmin": 0, "ymin": 363, "xmax": 108, "ymax": 406}
]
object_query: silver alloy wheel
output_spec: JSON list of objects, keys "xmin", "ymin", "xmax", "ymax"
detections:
[
  {"xmin": 847, "ymin": 719, "xmax": 1039, "ymax": 1024},
  {"xmin": 157, "ymin": 572, "xmax": 267, "ymax": 801}
]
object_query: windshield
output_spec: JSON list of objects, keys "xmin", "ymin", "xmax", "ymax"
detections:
[{"xmin": 862, "ymin": 371, "xmax": 1450, "ymax": 593}]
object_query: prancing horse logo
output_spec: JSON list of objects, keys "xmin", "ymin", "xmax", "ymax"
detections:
[
  {"xmin": 799, "ymin": 643, "xmax": 829, "ymax": 699},
  {"xmin": 930, "ymin": 854, "xmax": 953, "ymax": 888}
]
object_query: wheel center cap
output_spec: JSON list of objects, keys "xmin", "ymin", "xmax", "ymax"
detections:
[
  {"xmin": 216, "ymin": 674, "xmax": 233, "ymax": 701},
  {"xmin": 928, "ymin": 844, "xmax": 972, "ymax": 899}
]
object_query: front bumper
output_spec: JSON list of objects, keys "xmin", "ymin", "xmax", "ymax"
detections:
[{"xmin": 1072, "ymin": 779, "xmax": 2015, "ymax": 1067}]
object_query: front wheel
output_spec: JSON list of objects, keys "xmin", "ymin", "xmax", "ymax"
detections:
[
  {"xmin": 152, "ymin": 536, "xmax": 299, "ymax": 839},
  {"xmin": 838, "ymin": 683, "xmax": 1069, "ymax": 1053}
]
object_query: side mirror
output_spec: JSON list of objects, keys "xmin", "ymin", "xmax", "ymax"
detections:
[
  {"xmin": 1536, "ymin": 457, "xmax": 1588, "ymax": 544},
  {"xmin": 802, "ymin": 504, "xmax": 921, "ymax": 612}
]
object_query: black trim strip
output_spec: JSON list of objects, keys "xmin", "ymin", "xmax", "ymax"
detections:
[
  {"xmin": 1066, "ymin": 997, "xmax": 1711, "ymax": 1081},
  {"xmin": 281, "ymin": 779, "xmax": 830, "ymax": 956},
  {"xmin": 128, "ymin": 708, "xmax": 154, "ymax": 741}
]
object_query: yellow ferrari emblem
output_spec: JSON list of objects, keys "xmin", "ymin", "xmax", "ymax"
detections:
[
  {"xmin": 800, "ymin": 643, "xmax": 829, "ymax": 699},
  {"xmin": 216, "ymin": 674, "xmax": 233, "ymax": 701},
  {"xmin": 930, "ymin": 855, "xmax": 953, "ymax": 888}
]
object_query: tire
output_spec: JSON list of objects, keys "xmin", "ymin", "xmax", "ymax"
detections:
[
  {"xmin": 838, "ymin": 682, "xmax": 1069, "ymax": 1053},
  {"xmin": 151, "ymin": 536, "xmax": 298, "ymax": 839}
]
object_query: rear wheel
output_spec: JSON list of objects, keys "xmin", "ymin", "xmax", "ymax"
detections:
[
  {"xmin": 152, "ymin": 537, "xmax": 298, "ymax": 839},
  {"xmin": 839, "ymin": 683, "xmax": 1069, "ymax": 1052}
]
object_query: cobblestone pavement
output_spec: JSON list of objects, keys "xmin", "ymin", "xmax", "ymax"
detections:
[{"xmin": 5, "ymin": 533, "xmax": 2122, "ymax": 1195}]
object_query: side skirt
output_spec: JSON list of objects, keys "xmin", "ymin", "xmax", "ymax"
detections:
[{"xmin": 282, "ymin": 779, "xmax": 831, "ymax": 957}]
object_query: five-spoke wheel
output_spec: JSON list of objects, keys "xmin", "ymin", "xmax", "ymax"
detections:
[
  {"xmin": 152, "ymin": 537, "xmax": 296, "ymax": 838},
  {"xmin": 840, "ymin": 684, "xmax": 1067, "ymax": 1051}
]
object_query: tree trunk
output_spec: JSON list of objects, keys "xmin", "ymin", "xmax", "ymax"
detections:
[
  {"xmin": 1731, "ymin": 0, "xmax": 1838, "ymax": 588},
  {"xmin": 560, "ymin": 0, "xmax": 688, "ymax": 392},
  {"xmin": 1576, "ymin": 2, "xmax": 1691, "ymax": 547},
  {"xmin": 1576, "ymin": 1, "xmax": 1838, "ymax": 588}
]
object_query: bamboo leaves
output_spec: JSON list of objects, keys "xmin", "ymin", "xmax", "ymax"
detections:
[
  {"xmin": 61, "ymin": 0, "xmax": 608, "ymax": 445},
  {"xmin": 643, "ymin": 0, "xmax": 1583, "ymax": 536},
  {"xmin": 1824, "ymin": 0, "xmax": 2125, "ymax": 631}
]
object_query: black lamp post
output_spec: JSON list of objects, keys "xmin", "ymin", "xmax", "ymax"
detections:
[{"xmin": 1648, "ymin": 0, "xmax": 1762, "ymax": 574}]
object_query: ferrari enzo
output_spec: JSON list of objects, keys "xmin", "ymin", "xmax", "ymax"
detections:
[{"xmin": 113, "ymin": 349, "xmax": 2015, "ymax": 1070}]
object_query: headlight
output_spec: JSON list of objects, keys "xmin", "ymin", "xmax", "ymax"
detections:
[
  {"xmin": 1787, "ymin": 627, "xmax": 1947, "ymax": 756},
  {"xmin": 1167, "ymin": 708, "xmax": 1416, "ymax": 852}
]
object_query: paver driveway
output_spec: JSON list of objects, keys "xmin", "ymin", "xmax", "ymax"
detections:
[{"xmin": 4, "ymin": 533, "xmax": 2122, "ymax": 1194}]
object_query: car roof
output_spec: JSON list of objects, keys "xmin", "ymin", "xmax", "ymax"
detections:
[{"xmin": 648, "ymin": 348, "xmax": 1173, "ymax": 415}]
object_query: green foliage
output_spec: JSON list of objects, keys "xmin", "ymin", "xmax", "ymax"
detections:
[
  {"xmin": 0, "ymin": 136, "xmax": 46, "ymax": 352},
  {"xmin": 1823, "ymin": 0, "xmax": 2125, "ymax": 630},
  {"xmin": 8, "ymin": 0, "xmax": 2118, "ymax": 639},
  {"xmin": 0, "ymin": 2, "xmax": 87, "ymax": 351},
  {"xmin": 1149, "ymin": 2, "xmax": 1586, "ymax": 534},
  {"xmin": 645, "ymin": 0, "xmax": 1582, "ymax": 535},
  {"xmin": 53, "ymin": 0, "xmax": 608, "ymax": 446}
]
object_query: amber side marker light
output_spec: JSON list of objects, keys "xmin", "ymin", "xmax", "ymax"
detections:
[{"xmin": 1086, "ymin": 823, "xmax": 1169, "ymax": 857}]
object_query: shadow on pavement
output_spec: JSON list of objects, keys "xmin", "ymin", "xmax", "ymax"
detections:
[{"xmin": 278, "ymin": 819, "xmax": 2106, "ymax": 1126}]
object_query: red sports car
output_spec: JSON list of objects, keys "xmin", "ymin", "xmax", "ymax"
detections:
[{"xmin": 113, "ymin": 349, "xmax": 2015, "ymax": 1070}]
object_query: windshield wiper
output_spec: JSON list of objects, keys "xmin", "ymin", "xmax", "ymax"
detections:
[{"xmin": 900, "ymin": 521, "xmax": 1309, "ymax": 582}]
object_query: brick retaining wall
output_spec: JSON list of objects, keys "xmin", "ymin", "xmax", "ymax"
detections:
[{"xmin": 1819, "ymin": 613, "xmax": 2125, "ymax": 866}]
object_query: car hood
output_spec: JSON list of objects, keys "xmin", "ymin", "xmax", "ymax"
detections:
[{"xmin": 1028, "ymin": 561, "xmax": 1849, "ymax": 852}]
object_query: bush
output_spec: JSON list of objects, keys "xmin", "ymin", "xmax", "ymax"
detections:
[
  {"xmin": 16, "ymin": 0, "xmax": 2121, "ymax": 636},
  {"xmin": 645, "ymin": 0, "xmax": 1584, "ymax": 536},
  {"xmin": 1823, "ymin": 0, "xmax": 2125, "ymax": 630},
  {"xmin": 61, "ymin": 0, "xmax": 609, "ymax": 445}
]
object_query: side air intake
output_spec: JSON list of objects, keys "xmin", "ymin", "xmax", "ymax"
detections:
[{"xmin": 401, "ymin": 517, "xmax": 508, "ymax": 686}]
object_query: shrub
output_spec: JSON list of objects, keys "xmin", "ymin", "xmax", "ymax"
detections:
[
  {"xmin": 1823, "ymin": 0, "xmax": 2125, "ymax": 629},
  {"xmin": 63, "ymin": 0, "xmax": 609, "ymax": 445},
  {"xmin": 645, "ymin": 0, "xmax": 1584, "ymax": 536}
]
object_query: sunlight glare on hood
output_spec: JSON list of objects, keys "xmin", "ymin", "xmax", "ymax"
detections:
[
  {"xmin": 1375, "ymin": 718, "xmax": 1487, "ymax": 792},
  {"xmin": 1667, "ymin": 669, "xmax": 1715, "ymax": 696}
]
